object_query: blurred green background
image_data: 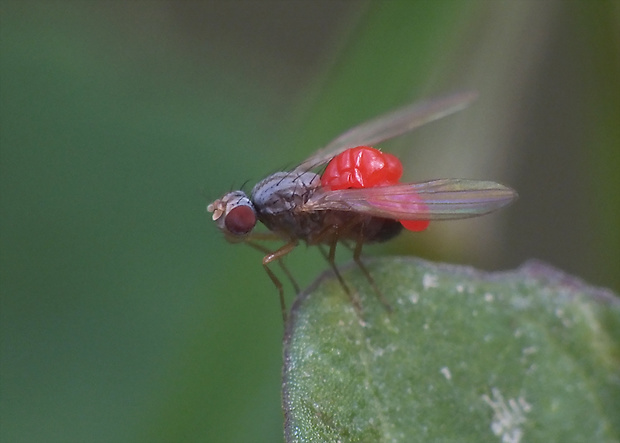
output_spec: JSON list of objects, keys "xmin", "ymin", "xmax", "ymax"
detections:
[{"xmin": 1, "ymin": 1, "xmax": 618, "ymax": 442}]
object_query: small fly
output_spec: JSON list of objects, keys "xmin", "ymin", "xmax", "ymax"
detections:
[{"xmin": 207, "ymin": 92, "xmax": 517, "ymax": 320}]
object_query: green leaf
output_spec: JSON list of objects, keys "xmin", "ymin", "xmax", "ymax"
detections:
[{"xmin": 283, "ymin": 257, "xmax": 620, "ymax": 442}]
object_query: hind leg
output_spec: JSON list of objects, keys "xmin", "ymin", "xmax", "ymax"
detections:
[{"xmin": 352, "ymin": 237, "xmax": 392, "ymax": 312}]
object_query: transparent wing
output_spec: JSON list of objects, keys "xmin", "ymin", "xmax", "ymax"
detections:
[
  {"xmin": 302, "ymin": 179, "xmax": 517, "ymax": 221},
  {"xmin": 295, "ymin": 91, "xmax": 478, "ymax": 172}
]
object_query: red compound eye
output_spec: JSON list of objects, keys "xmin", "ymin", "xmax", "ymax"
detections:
[
  {"xmin": 224, "ymin": 205, "xmax": 256, "ymax": 235},
  {"xmin": 321, "ymin": 146, "xmax": 428, "ymax": 232}
]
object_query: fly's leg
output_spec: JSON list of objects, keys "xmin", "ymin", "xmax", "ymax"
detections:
[
  {"xmin": 312, "ymin": 220, "xmax": 366, "ymax": 316},
  {"xmin": 352, "ymin": 236, "xmax": 392, "ymax": 313},
  {"xmin": 246, "ymin": 241, "xmax": 300, "ymax": 294},
  {"xmin": 261, "ymin": 240, "xmax": 298, "ymax": 322},
  {"xmin": 323, "ymin": 238, "xmax": 363, "ymax": 316}
]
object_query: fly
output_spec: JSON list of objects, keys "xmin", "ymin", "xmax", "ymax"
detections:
[{"xmin": 207, "ymin": 92, "xmax": 517, "ymax": 321}]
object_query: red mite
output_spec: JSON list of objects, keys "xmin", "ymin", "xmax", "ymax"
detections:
[
  {"xmin": 321, "ymin": 145, "xmax": 430, "ymax": 232},
  {"xmin": 207, "ymin": 92, "xmax": 517, "ymax": 320}
]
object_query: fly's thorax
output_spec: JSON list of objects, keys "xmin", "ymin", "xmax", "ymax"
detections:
[
  {"xmin": 207, "ymin": 190, "xmax": 257, "ymax": 237},
  {"xmin": 251, "ymin": 171, "xmax": 321, "ymax": 215}
]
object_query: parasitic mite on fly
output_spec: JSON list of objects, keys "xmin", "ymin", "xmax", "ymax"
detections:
[{"xmin": 207, "ymin": 92, "xmax": 517, "ymax": 321}]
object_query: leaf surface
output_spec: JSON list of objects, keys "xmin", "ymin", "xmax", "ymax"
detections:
[{"xmin": 283, "ymin": 258, "xmax": 620, "ymax": 442}]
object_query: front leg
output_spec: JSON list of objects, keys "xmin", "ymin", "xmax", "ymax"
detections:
[
  {"xmin": 246, "ymin": 240, "xmax": 300, "ymax": 294},
  {"xmin": 261, "ymin": 240, "xmax": 298, "ymax": 322}
]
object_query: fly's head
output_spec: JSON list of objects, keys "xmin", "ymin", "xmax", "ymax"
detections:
[{"xmin": 207, "ymin": 190, "xmax": 257, "ymax": 240}]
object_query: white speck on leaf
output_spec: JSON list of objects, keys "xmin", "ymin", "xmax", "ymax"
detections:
[
  {"xmin": 484, "ymin": 292, "xmax": 495, "ymax": 302},
  {"xmin": 440, "ymin": 366, "xmax": 452, "ymax": 380},
  {"xmin": 422, "ymin": 273, "xmax": 438, "ymax": 290},
  {"xmin": 482, "ymin": 388, "xmax": 531, "ymax": 443}
]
